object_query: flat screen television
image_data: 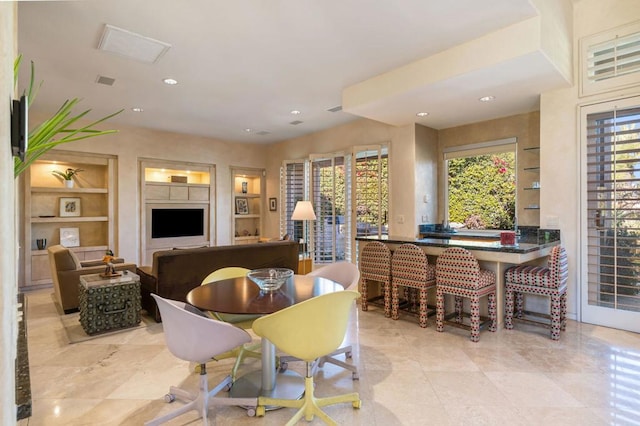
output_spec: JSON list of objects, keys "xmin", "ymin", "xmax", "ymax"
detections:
[
  {"xmin": 151, "ymin": 208, "xmax": 204, "ymax": 238},
  {"xmin": 11, "ymin": 95, "xmax": 28, "ymax": 162}
]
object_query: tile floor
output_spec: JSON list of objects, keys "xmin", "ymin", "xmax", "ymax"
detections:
[{"xmin": 18, "ymin": 289, "xmax": 640, "ymax": 425}]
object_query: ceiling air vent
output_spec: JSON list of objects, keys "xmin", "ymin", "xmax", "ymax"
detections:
[
  {"xmin": 96, "ymin": 75, "xmax": 116, "ymax": 86},
  {"xmin": 256, "ymin": 131, "xmax": 271, "ymax": 136},
  {"xmin": 327, "ymin": 105, "xmax": 342, "ymax": 112},
  {"xmin": 98, "ymin": 24, "xmax": 171, "ymax": 64},
  {"xmin": 289, "ymin": 120, "xmax": 303, "ymax": 125}
]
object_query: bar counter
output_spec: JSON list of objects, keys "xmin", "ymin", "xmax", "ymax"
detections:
[{"xmin": 356, "ymin": 234, "xmax": 560, "ymax": 326}]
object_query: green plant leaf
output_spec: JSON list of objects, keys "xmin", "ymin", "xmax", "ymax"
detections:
[{"xmin": 13, "ymin": 58, "xmax": 122, "ymax": 178}]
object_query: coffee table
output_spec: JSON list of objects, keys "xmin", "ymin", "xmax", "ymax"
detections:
[
  {"xmin": 78, "ymin": 271, "xmax": 141, "ymax": 335},
  {"xmin": 186, "ymin": 274, "xmax": 342, "ymax": 403}
]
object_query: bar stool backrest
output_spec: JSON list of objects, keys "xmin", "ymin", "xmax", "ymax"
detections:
[
  {"xmin": 391, "ymin": 244, "xmax": 430, "ymax": 285},
  {"xmin": 435, "ymin": 247, "xmax": 480, "ymax": 287},
  {"xmin": 548, "ymin": 245, "xmax": 568, "ymax": 289},
  {"xmin": 359, "ymin": 241, "xmax": 391, "ymax": 282}
]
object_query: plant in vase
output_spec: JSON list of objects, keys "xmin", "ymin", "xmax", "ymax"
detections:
[{"xmin": 51, "ymin": 168, "xmax": 83, "ymax": 188}]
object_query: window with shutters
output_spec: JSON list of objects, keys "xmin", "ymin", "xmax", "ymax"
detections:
[
  {"xmin": 280, "ymin": 144, "xmax": 388, "ymax": 264},
  {"xmin": 585, "ymin": 104, "xmax": 640, "ymax": 312},
  {"xmin": 280, "ymin": 161, "xmax": 307, "ymax": 245},
  {"xmin": 311, "ymin": 154, "xmax": 348, "ymax": 263},
  {"xmin": 580, "ymin": 21, "xmax": 640, "ymax": 96}
]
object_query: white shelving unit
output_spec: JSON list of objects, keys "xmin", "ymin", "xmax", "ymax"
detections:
[
  {"xmin": 231, "ymin": 167, "xmax": 265, "ymax": 245},
  {"xmin": 140, "ymin": 159, "xmax": 215, "ymax": 265},
  {"xmin": 23, "ymin": 151, "xmax": 117, "ymax": 289}
]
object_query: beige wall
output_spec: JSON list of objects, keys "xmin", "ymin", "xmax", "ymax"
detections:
[
  {"xmin": 415, "ymin": 124, "xmax": 439, "ymax": 226},
  {"xmin": 1, "ymin": 3, "xmax": 18, "ymax": 422},
  {"xmin": 24, "ymin": 111, "xmax": 270, "ymax": 265},
  {"xmin": 539, "ymin": 0, "xmax": 640, "ymax": 321},
  {"xmin": 264, "ymin": 118, "xmax": 424, "ymax": 239}
]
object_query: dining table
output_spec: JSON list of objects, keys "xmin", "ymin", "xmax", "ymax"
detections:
[{"xmin": 186, "ymin": 274, "xmax": 343, "ymax": 403}]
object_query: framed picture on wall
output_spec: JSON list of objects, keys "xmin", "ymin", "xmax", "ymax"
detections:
[
  {"xmin": 235, "ymin": 198, "xmax": 249, "ymax": 215},
  {"xmin": 59, "ymin": 197, "xmax": 81, "ymax": 217},
  {"xmin": 60, "ymin": 227, "xmax": 80, "ymax": 247},
  {"xmin": 269, "ymin": 197, "xmax": 277, "ymax": 211}
]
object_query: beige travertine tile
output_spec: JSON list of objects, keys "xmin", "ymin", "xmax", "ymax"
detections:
[{"xmin": 21, "ymin": 289, "xmax": 640, "ymax": 425}]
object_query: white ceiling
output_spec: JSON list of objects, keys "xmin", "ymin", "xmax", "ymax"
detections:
[{"xmin": 17, "ymin": 0, "xmax": 561, "ymax": 144}]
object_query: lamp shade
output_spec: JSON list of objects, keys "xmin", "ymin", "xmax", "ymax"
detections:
[{"xmin": 291, "ymin": 200, "xmax": 316, "ymax": 221}]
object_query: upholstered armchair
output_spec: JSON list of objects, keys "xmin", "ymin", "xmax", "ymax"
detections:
[{"xmin": 47, "ymin": 245, "xmax": 137, "ymax": 314}]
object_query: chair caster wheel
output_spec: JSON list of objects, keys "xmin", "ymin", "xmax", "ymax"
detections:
[
  {"xmin": 352, "ymin": 400, "xmax": 362, "ymax": 409},
  {"xmin": 279, "ymin": 362, "xmax": 288, "ymax": 373},
  {"xmin": 256, "ymin": 406, "xmax": 266, "ymax": 417},
  {"xmin": 164, "ymin": 393, "xmax": 175, "ymax": 403},
  {"xmin": 246, "ymin": 407, "xmax": 256, "ymax": 417},
  {"xmin": 345, "ymin": 351, "xmax": 353, "ymax": 359},
  {"xmin": 352, "ymin": 372, "xmax": 359, "ymax": 380}
]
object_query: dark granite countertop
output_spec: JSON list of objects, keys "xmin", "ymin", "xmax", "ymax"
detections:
[{"xmin": 355, "ymin": 234, "xmax": 559, "ymax": 254}]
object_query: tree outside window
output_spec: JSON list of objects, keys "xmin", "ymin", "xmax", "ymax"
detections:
[{"xmin": 447, "ymin": 152, "xmax": 515, "ymax": 230}]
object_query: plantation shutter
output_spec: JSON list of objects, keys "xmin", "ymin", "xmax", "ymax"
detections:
[
  {"xmin": 310, "ymin": 154, "xmax": 347, "ymax": 264},
  {"xmin": 586, "ymin": 31, "xmax": 640, "ymax": 83},
  {"xmin": 353, "ymin": 146, "xmax": 389, "ymax": 239},
  {"xmin": 585, "ymin": 105, "xmax": 640, "ymax": 312},
  {"xmin": 280, "ymin": 160, "xmax": 307, "ymax": 244}
]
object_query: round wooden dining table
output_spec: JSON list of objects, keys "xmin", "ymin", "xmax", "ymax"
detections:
[{"xmin": 186, "ymin": 274, "xmax": 343, "ymax": 402}]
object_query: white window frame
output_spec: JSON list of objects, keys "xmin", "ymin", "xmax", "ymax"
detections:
[{"xmin": 443, "ymin": 137, "xmax": 517, "ymax": 230}]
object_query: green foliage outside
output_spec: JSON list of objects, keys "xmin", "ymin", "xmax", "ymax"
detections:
[{"xmin": 447, "ymin": 153, "xmax": 515, "ymax": 229}]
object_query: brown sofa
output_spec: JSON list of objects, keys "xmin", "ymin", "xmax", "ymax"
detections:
[
  {"xmin": 47, "ymin": 245, "xmax": 138, "ymax": 314},
  {"xmin": 137, "ymin": 241, "xmax": 299, "ymax": 321}
]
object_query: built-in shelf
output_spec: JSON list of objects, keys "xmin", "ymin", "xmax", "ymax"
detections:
[
  {"xmin": 523, "ymin": 146, "xmax": 540, "ymax": 152},
  {"xmin": 232, "ymin": 167, "xmax": 265, "ymax": 245},
  {"xmin": 524, "ymin": 187, "xmax": 540, "ymax": 190},
  {"xmin": 31, "ymin": 216, "xmax": 109, "ymax": 223},
  {"xmin": 524, "ymin": 207, "xmax": 540, "ymax": 210},
  {"xmin": 523, "ymin": 167, "xmax": 540, "ymax": 171},
  {"xmin": 31, "ymin": 187, "xmax": 108, "ymax": 193},
  {"xmin": 24, "ymin": 151, "xmax": 116, "ymax": 289}
]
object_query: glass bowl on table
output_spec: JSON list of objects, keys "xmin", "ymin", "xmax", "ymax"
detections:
[{"xmin": 247, "ymin": 268, "xmax": 294, "ymax": 292}]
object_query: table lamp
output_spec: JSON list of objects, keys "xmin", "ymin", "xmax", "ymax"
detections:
[{"xmin": 291, "ymin": 200, "xmax": 316, "ymax": 274}]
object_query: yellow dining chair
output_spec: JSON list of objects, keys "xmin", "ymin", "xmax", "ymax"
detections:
[
  {"xmin": 253, "ymin": 290, "xmax": 361, "ymax": 425},
  {"xmin": 279, "ymin": 262, "xmax": 361, "ymax": 379},
  {"xmin": 200, "ymin": 267, "xmax": 261, "ymax": 381}
]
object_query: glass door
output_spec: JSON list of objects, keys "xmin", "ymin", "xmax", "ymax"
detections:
[{"xmin": 581, "ymin": 96, "xmax": 640, "ymax": 332}]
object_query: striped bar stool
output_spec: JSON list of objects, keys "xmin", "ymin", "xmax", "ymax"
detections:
[
  {"xmin": 504, "ymin": 245, "xmax": 568, "ymax": 340},
  {"xmin": 435, "ymin": 247, "xmax": 497, "ymax": 342},
  {"xmin": 359, "ymin": 241, "xmax": 392, "ymax": 317},
  {"xmin": 391, "ymin": 244, "xmax": 436, "ymax": 328}
]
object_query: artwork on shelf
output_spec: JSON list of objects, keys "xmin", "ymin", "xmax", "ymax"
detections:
[
  {"xmin": 59, "ymin": 197, "xmax": 81, "ymax": 217},
  {"xmin": 60, "ymin": 227, "xmax": 80, "ymax": 247},
  {"xmin": 269, "ymin": 197, "xmax": 277, "ymax": 211},
  {"xmin": 235, "ymin": 198, "xmax": 249, "ymax": 215}
]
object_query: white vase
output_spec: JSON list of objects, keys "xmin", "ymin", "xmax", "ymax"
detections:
[{"xmin": 64, "ymin": 180, "xmax": 74, "ymax": 189}]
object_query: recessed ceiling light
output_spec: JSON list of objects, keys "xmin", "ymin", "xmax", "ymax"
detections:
[
  {"xmin": 131, "ymin": 107, "xmax": 143, "ymax": 112},
  {"xmin": 479, "ymin": 95, "xmax": 496, "ymax": 102},
  {"xmin": 416, "ymin": 112, "xmax": 429, "ymax": 117},
  {"xmin": 244, "ymin": 128, "xmax": 252, "ymax": 133},
  {"xmin": 163, "ymin": 78, "xmax": 178, "ymax": 85},
  {"xmin": 290, "ymin": 110, "xmax": 301, "ymax": 115}
]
